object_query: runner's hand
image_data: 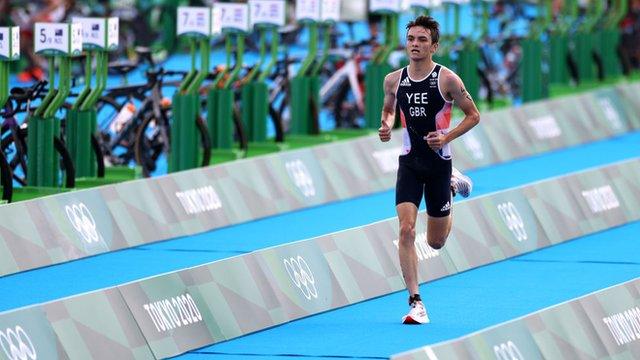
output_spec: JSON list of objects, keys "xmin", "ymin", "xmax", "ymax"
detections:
[
  {"xmin": 379, "ymin": 121, "xmax": 391, "ymax": 142},
  {"xmin": 425, "ymin": 131, "xmax": 446, "ymax": 151}
]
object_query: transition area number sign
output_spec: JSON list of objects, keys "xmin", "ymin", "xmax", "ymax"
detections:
[
  {"xmin": 215, "ymin": 3, "xmax": 250, "ymax": 34},
  {"xmin": 369, "ymin": 0, "xmax": 401, "ymax": 13},
  {"xmin": 321, "ymin": 0, "xmax": 340, "ymax": 23},
  {"xmin": 296, "ymin": 0, "xmax": 321, "ymax": 22},
  {"xmin": 177, "ymin": 7, "xmax": 211, "ymax": 38},
  {"xmin": 73, "ymin": 17, "xmax": 119, "ymax": 51},
  {"xmin": 0, "ymin": 27, "xmax": 20, "ymax": 60},
  {"xmin": 34, "ymin": 22, "xmax": 82, "ymax": 56},
  {"xmin": 249, "ymin": 0, "xmax": 286, "ymax": 27}
]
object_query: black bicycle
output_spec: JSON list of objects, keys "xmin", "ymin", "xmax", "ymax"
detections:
[{"xmin": 97, "ymin": 65, "xmax": 211, "ymax": 177}]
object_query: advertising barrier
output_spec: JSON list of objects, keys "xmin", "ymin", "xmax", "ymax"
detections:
[{"xmin": 391, "ymin": 278, "xmax": 640, "ymax": 360}]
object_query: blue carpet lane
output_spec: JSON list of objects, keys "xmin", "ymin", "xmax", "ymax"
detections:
[{"xmin": 180, "ymin": 222, "xmax": 640, "ymax": 359}]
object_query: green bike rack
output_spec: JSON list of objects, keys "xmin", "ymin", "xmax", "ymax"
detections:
[
  {"xmin": 575, "ymin": 0, "xmax": 604, "ymax": 83},
  {"xmin": 68, "ymin": 17, "xmax": 116, "ymax": 178},
  {"xmin": 549, "ymin": 0, "xmax": 576, "ymax": 84},
  {"xmin": 306, "ymin": 22, "xmax": 332, "ymax": 135},
  {"xmin": 242, "ymin": 22, "xmax": 285, "ymax": 152},
  {"xmin": 207, "ymin": 3, "xmax": 249, "ymax": 158},
  {"xmin": 29, "ymin": 22, "xmax": 82, "ymax": 188},
  {"xmin": 364, "ymin": 11, "xmax": 398, "ymax": 129},
  {"xmin": 600, "ymin": 0, "xmax": 628, "ymax": 79},
  {"xmin": 290, "ymin": 20, "xmax": 318, "ymax": 135},
  {"xmin": 433, "ymin": 1, "xmax": 453, "ymax": 69},
  {"xmin": 455, "ymin": 1, "xmax": 480, "ymax": 102},
  {"xmin": 521, "ymin": 0, "xmax": 548, "ymax": 102},
  {"xmin": 172, "ymin": 6, "xmax": 212, "ymax": 172}
]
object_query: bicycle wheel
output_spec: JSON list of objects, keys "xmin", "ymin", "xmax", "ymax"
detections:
[
  {"xmin": 134, "ymin": 114, "xmax": 212, "ymax": 177},
  {"xmin": 196, "ymin": 115, "xmax": 211, "ymax": 167},
  {"xmin": 91, "ymin": 133, "xmax": 106, "ymax": 178},
  {"xmin": 54, "ymin": 136, "xmax": 76, "ymax": 188},
  {"xmin": 1, "ymin": 127, "xmax": 75, "ymax": 188},
  {"xmin": 1, "ymin": 126, "xmax": 28, "ymax": 186},
  {"xmin": 0, "ymin": 151, "xmax": 12, "ymax": 202},
  {"xmin": 134, "ymin": 115, "xmax": 167, "ymax": 177}
]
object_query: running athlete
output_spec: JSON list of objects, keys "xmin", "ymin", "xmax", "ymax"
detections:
[{"xmin": 378, "ymin": 16, "xmax": 480, "ymax": 324}]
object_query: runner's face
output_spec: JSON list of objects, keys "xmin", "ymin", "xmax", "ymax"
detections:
[{"xmin": 406, "ymin": 27, "xmax": 436, "ymax": 61}]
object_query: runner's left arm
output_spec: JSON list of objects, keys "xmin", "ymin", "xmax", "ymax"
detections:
[{"xmin": 427, "ymin": 71, "xmax": 480, "ymax": 150}]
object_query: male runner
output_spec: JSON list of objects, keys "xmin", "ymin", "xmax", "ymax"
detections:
[{"xmin": 378, "ymin": 16, "xmax": 480, "ymax": 324}]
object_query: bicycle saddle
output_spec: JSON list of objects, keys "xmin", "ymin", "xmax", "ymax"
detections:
[{"xmin": 108, "ymin": 61, "xmax": 138, "ymax": 76}]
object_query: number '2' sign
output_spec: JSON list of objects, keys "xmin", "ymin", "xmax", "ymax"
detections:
[
  {"xmin": 249, "ymin": 0, "xmax": 286, "ymax": 27},
  {"xmin": 214, "ymin": 3, "xmax": 250, "ymax": 34},
  {"xmin": 177, "ymin": 7, "xmax": 211, "ymax": 37}
]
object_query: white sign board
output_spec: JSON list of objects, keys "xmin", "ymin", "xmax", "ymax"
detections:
[
  {"xmin": 73, "ymin": 17, "xmax": 119, "ymax": 50},
  {"xmin": 409, "ymin": 0, "xmax": 441, "ymax": 8},
  {"xmin": 321, "ymin": 0, "xmax": 340, "ymax": 22},
  {"xmin": 35, "ymin": 22, "xmax": 82, "ymax": 56},
  {"xmin": 369, "ymin": 0, "xmax": 402, "ymax": 13},
  {"xmin": 211, "ymin": 7, "xmax": 222, "ymax": 36},
  {"xmin": 0, "ymin": 27, "xmax": 20, "ymax": 60},
  {"xmin": 249, "ymin": 0, "xmax": 286, "ymax": 27},
  {"xmin": 296, "ymin": 0, "xmax": 321, "ymax": 22},
  {"xmin": 215, "ymin": 3, "xmax": 250, "ymax": 33},
  {"xmin": 107, "ymin": 18, "xmax": 119, "ymax": 50},
  {"xmin": 177, "ymin": 7, "xmax": 211, "ymax": 37}
]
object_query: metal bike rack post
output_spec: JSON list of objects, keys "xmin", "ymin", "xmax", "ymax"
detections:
[
  {"xmin": 172, "ymin": 6, "xmax": 211, "ymax": 173},
  {"xmin": 307, "ymin": 19, "xmax": 333, "ymax": 135},
  {"xmin": 521, "ymin": 0, "xmax": 548, "ymax": 102},
  {"xmin": 600, "ymin": 0, "xmax": 627, "ymax": 79},
  {"xmin": 246, "ymin": 0, "xmax": 286, "ymax": 148},
  {"xmin": 575, "ymin": 0, "xmax": 604, "ymax": 83},
  {"xmin": 69, "ymin": 17, "xmax": 117, "ymax": 178},
  {"xmin": 455, "ymin": 1, "xmax": 480, "ymax": 101},
  {"xmin": 364, "ymin": 0, "xmax": 399, "ymax": 129},
  {"xmin": 290, "ymin": 5, "xmax": 318, "ymax": 135},
  {"xmin": 549, "ymin": 0, "xmax": 574, "ymax": 84},
  {"xmin": 30, "ymin": 22, "xmax": 82, "ymax": 187},
  {"xmin": 207, "ymin": 3, "xmax": 249, "ymax": 156},
  {"xmin": 433, "ymin": 1, "xmax": 453, "ymax": 68}
]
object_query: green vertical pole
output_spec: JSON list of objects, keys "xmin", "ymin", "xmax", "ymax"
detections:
[
  {"xmin": 172, "ymin": 36, "xmax": 210, "ymax": 172},
  {"xmin": 243, "ymin": 27, "xmax": 266, "ymax": 141},
  {"xmin": 290, "ymin": 22, "xmax": 317, "ymax": 135},
  {"xmin": 252, "ymin": 26, "xmax": 279, "ymax": 143},
  {"xmin": 0, "ymin": 62, "xmax": 8, "ymax": 110},
  {"xmin": 211, "ymin": 33, "xmax": 245, "ymax": 150}
]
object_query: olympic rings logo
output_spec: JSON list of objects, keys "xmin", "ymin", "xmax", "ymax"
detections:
[
  {"xmin": 0, "ymin": 326, "xmax": 36, "ymax": 360},
  {"xmin": 283, "ymin": 256, "xmax": 318, "ymax": 300},
  {"xmin": 497, "ymin": 202, "xmax": 528, "ymax": 242},
  {"xmin": 65, "ymin": 203, "xmax": 101, "ymax": 244},
  {"xmin": 493, "ymin": 341, "xmax": 524, "ymax": 360},
  {"xmin": 285, "ymin": 160, "xmax": 316, "ymax": 198}
]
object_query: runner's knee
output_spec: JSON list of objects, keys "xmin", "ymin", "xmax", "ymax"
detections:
[
  {"xmin": 427, "ymin": 234, "xmax": 447, "ymax": 249},
  {"xmin": 399, "ymin": 221, "xmax": 416, "ymax": 245}
]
